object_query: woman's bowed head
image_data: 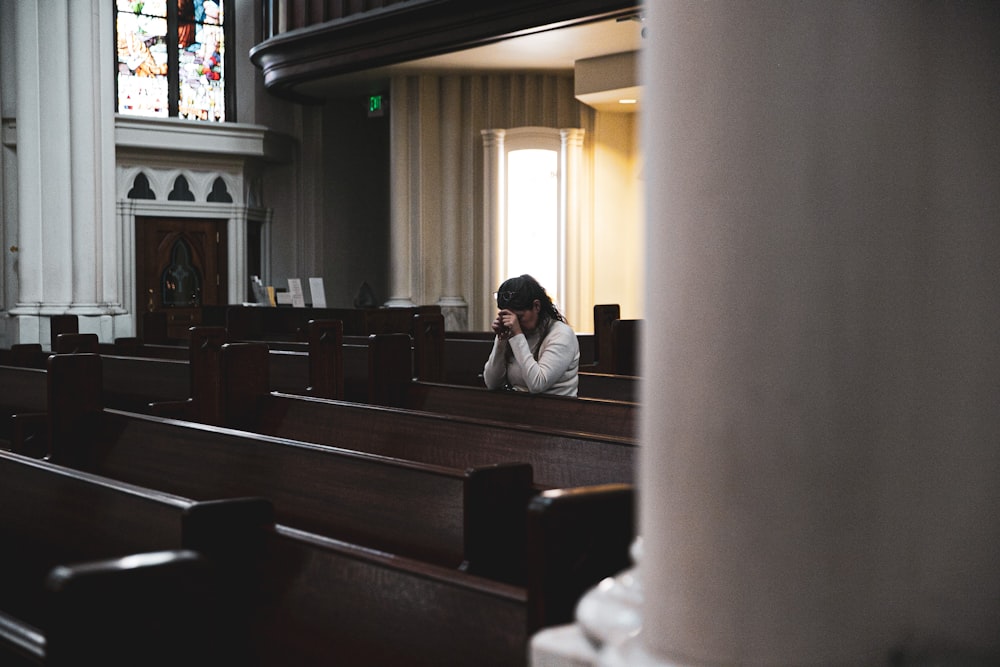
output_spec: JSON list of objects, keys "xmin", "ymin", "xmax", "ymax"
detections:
[
  {"xmin": 484, "ymin": 275, "xmax": 579, "ymax": 396},
  {"xmin": 491, "ymin": 274, "xmax": 566, "ymax": 340}
]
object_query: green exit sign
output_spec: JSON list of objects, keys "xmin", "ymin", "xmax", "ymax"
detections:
[{"xmin": 367, "ymin": 94, "xmax": 385, "ymax": 117}]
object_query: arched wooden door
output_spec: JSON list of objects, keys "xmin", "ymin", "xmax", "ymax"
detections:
[{"xmin": 136, "ymin": 217, "xmax": 227, "ymax": 341}]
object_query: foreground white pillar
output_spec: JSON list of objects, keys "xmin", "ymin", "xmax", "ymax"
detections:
[
  {"xmin": 619, "ymin": 1, "xmax": 1000, "ymax": 665},
  {"xmin": 12, "ymin": 0, "xmax": 122, "ymax": 345},
  {"xmin": 535, "ymin": 2, "xmax": 1000, "ymax": 665},
  {"xmin": 437, "ymin": 76, "xmax": 468, "ymax": 329}
]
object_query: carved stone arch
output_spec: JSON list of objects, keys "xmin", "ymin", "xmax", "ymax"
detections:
[
  {"xmin": 168, "ymin": 174, "xmax": 197, "ymax": 201},
  {"xmin": 207, "ymin": 175, "xmax": 234, "ymax": 203},
  {"xmin": 127, "ymin": 172, "xmax": 157, "ymax": 200}
]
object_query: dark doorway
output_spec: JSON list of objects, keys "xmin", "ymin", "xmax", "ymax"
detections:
[{"xmin": 136, "ymin": 217, "xmax": 227, "ymax": 341}]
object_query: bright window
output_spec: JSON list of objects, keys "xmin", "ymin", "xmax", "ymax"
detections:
[
  {"xmin": 506, "ymin": 148, "xmax": 560, "ymax": 306},
  {"xmin": 115, "ymin": 0, "xmax": 228, "ymax": 122}
]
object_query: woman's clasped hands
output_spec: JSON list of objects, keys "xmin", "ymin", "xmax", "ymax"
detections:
[{"xmin": 492, "ymin": 309, "xmax": 522, "ymax": 340}]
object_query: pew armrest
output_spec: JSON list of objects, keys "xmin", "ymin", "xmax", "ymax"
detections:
[
  {"xmin": 9, "ymin": 412, "xmax": 48, "ymax": 457},
  {"xmin": 525, "ymin": 483, "xmax": 636, "ymax": 631},
  {"xmin": 44, "ymin": 549, "xmax": 221, "ymax": 665}
]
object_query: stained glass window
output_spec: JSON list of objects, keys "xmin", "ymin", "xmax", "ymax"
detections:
[{"xmin": 115, "ymin": 1, "xmax": 228, "ymax": 122}]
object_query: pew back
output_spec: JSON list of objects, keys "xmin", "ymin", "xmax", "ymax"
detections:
[
  {"xmin": 403, "ymin": 381, "xmax": 639, "ymax": 440},
  {"xmin": 0, "ymin": 365, "xmax": 48, "ymax": 448},
  {"xmin": 76, "ymin": 408, "xmax": 534, "ymax": 580},
  {"xmin": 251, "ymin": 392, "xmax": 635, "ymax": 489},
  {"xmin": 249, "ymin": 525, "xmax": 529, "ymax": 666},
  {"xmin": 0, "ymin": 449, "xmax": 271, "ymax": 665}
]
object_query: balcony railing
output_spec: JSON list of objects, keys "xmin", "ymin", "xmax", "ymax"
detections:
[
  {"xmin": 262, "ymin": 0, "xmax": 412, "ymax": 40},
  {"xmin": 252, "ymin": 0, "xmax": 640, "ymax": 101}
]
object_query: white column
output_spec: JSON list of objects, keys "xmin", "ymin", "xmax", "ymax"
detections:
[
  {"xmin": 68, "ymin": 0, "xmax": 117, "ymax": 313},
  {"xmin": 386, "ymin": 76, "xmax": 416, "ymax": 307},
  {"xmin": 480, "ymin": 128, "xmax": 505, "ymax": 328},
  {"xmin": 228, "ymin": 206, "xmax": 248, "ymax": 304},
  {"xmin": 605, "ymin": 1, "xmax": 1000, "ymax": 665},
  {"xmin": 12, "ymin": 0, "xmax": 121, "ymax": 344},
  {"xmin": 437, "ymin": 76, "xmax": 468, "ymax": 329},
  {"xmin": 14, "ymin": 0, "xmax": 71, "ymax": 311}
]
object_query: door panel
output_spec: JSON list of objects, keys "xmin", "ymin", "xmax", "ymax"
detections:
[{"xmin": 136, "ymin": 217, "xmax": 226, "ymax": 341}]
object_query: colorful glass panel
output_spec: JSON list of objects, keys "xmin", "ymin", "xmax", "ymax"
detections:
[
  {"xmin": 114, "ymin": 0, "xmax": 226, "ymax": 123},
  {"xmin": 116, "ymin": 1, "xmax": 169, "ymax": 117},
  {"xmin": 178, "ymin": 0, "xmax": 226, "ymax": 122}
]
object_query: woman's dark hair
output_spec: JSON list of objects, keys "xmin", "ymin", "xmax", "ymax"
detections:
[
  {"xmin": 496, "ymin": 274, "xmax": 567, "ymax": 363},
  {"xmin": 496, "ymin": 274, "xmax": 566, "ymax": 326}
]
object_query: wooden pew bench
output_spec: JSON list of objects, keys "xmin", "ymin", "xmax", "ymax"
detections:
[
  {"xmin": 0, "ymin": 449, "xmax": 269, "ymax": 666},
  {"xmin": 246, "ymin": 391, "xmax": 636, "ymax": 488},
  {"xmin": 100, "ymin": 354, "xmax": 190, "ymax": 413},
  {"xmin": 104, "ymin": 334, "xmax": 638, "ymax": 474},
  {"xmin": 0, "ymin": 344, "xmax": 47, "ymax": 369},
  {"xmin": 578, "ymin": 370, "xmax": 641, "ymax": 403},
  {"xmin": 0, "ymin": 549, "xmax": 211, "ymax": 667},
  {"xmin": 249, "ymin": 485, "xmax": 633, "ymax": 666},
  {"xmin": 41, "ymin": 353, "xmax": 631, "ymax": 592},
  {"xmin": 401, "ymin": 380, "xmax": 639, "ymax": 441},
  {"xmin": 335, "ymin": 333, "xmax": 640, "ymax": 440},
  {"xmin": 0, "ymin": 365, "xmax": 48, "ymax": 451},
  {"xmin": 249, "ymin": 525, "xmax": 529, "ymax": 665},
  {"xmin": 222, "ymin": 342, "xmax": 637, "ymax": 489},
  {"xmin": 439, "ymin": 334, "xmax": 642, "ymax": 400},
  {"xmin": 0, "ymin": 449, "xmax": 608, "ymax": 666}
]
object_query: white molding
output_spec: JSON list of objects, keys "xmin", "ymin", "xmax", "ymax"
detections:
[{"xmin": 115, "ymin": 116, "xmax": 274, "ymax": 159}]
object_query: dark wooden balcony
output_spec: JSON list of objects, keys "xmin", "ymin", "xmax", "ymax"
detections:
[{"xmin": 251, "ymin": 0, "xmax": 640, "ymax": 101}]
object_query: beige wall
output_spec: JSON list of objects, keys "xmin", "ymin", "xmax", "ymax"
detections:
[
  {"xmin": 387, "ymin": 73, "xmax": 646, "ymax": 332},
  {"xmin": 590, "ymin": 110, "xmax": 644, "ymax": 329}
]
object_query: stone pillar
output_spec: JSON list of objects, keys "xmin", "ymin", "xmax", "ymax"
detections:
[
  {"xmin": 437, "ymin": 76, "xmax": 468, "ymax": 330},
  {"xmin": 536, "ymin": 2, "xmax": 1000, "ymax": 665},
  {"xmin": 11, "ymin": 0, "xmax": 122, "ymax": 346},
  {"xmin": 603, "ymin": 1, "xmax": 1000, "ymax": 665},
  {"xmin": 385, "ymin": 76, "xmax": 416, "ymax": 307},
  {"xmin": 481, "ymin": 128, "xmax": 505, "ymax": 321}
]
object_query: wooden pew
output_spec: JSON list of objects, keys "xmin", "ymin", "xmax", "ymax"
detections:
[
  {"xmin": 103, "ymin": 333, "xmax": 637, "ymax": 485},
  {"xmin": 592, "ymin": 303, "xmax": 621, "ymax": 373},
  {"xmin": 220, "ymin": 343, "xmax": 636, "ymax": 489},
  {"xmin": 0, "ymin": 449, "xmax": 566, "ymax": 666},
  {"xmin": 0, "ymin": 343, "xmax": 46, "ymax": 369},
  {"xmin": 0, "ymin": 448, "xmax": 270, "ymax": 666},
  {"xmin": 48, "ymin": 315, "xmax": 77, "ymax": 346},
  {"xmin": 52, "ymin": 333, "xmax": 98, "ymax": 355},
  {"xmin": 1, "ymin": 549, "xmax": 211, "ymax": 667},
  {"xmin": 26, "ymin": 322, "xmax": 641, "ymax": 441},
  {"xmin": 38, "ymin": 356, "xmax": 632, "ymax": 653},
  {"xmin": 65, "ymin": 331, "xmax": 639, "ymax": 485},
  {"xmin": 336, "ymin": 332, "xmax": 640, "ymax": 433},
  {"xmin": 100, "ymin": 354, "xmax": 191, "ymax": 414},
  {"xmin": 217, "ymin": 303, "xmax": 440, "ymax": 340},
  {"xmin": 95, "ymin": 321, "xmax": 359, "ymax": 407},
  {"xmin": 249, "ymin": 525, "xmax": 529, "ymax": 665},
  {"xmin": 400, "ymin": 380, "xmax": 639, "ymax": 441},
  {"xmin": 608, "ymin": 318, "xmax": 643, "ymax": 377},
  {"xmin": 39, "ymin": 353, "xmax": 632, "ymax": 592},
  {"xmin": 0, "ymin": 365, "xmax": 48, "ymax": 452},
  {"xmin": 248, "ymin": 485, "xmax": 631, "ymax": 666},
  {"xmin": 577, "ymin": 371, "xmax": 641, "ymax": 403},
  {"xmin": 439, "ymin": 334, "xmax": 643, "ymax": 398}
]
